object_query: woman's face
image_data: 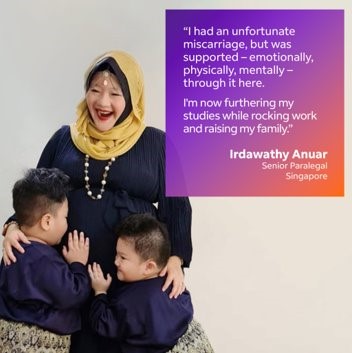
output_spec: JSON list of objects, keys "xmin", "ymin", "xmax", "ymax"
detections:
[{"xmin": 85, "ymin": 71, "xmax": 126, "ymax": 132}]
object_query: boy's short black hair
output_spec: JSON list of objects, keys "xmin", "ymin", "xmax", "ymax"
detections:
[
  {"xmin": 12, "ymin": 168, "xmax": 70, "ymax": 227},
  {"xmin": 116, "ymin": 214, "xmax": 171, "ymax": 268}
]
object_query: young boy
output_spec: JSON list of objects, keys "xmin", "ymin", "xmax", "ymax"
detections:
[
  {"xmin": 88, "ymin": 213, "xmax": 214, "ymax": 353},
  {"xmin": 0, "ymin": 168, "xmax": 90, "ymax": 353}
]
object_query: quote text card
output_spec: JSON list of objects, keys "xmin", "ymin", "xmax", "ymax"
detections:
[{"xmin": 166, "ymin": 9, "xmax": 344, "ymax": 196}]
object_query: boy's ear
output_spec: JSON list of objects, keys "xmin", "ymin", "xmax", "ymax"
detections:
[
  {"xmin": 40, "ymin": 213, "xmax": 52, "ymax": 231},
  {"xmin": 144, "ymin": 259, "xmax": 159, "ymax": 275}
]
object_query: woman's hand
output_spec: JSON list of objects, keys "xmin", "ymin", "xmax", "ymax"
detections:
[
  {"xmin": 160, "ymin": 256, "xmax": 185, "ymax": 299},
  {"xmin": 2, "ymin": 224, "xmax": 30, "ymax": 266}
]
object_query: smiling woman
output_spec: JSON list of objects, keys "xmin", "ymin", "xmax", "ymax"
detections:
[
  {"xmin": 84, "ymin": 55, "xmax": 132, "ymax": 132},
  {"xmin": 85, "ymin": 71, "xmax": 126, "ymax": 131}
]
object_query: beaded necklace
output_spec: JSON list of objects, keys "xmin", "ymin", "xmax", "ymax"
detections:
[{"xmin": 84, "ymin": 154, "xmax": 116, "ymax": 200}]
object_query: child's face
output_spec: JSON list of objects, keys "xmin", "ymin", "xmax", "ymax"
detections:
[
  {"xmin": 47, "ymin": 199, "xmax": 68, "ymax": 245},
  {"xmin": 114, "ymin": 238, "xmax": 146, "ymax": 282}
]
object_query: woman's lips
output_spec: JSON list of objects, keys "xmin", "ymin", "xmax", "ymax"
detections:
[{"xmin": 97, "ymin": 109, "xmax": 113, "ymax": 121}]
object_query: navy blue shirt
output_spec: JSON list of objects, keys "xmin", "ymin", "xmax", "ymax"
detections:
[
  {"xmin": 0, "ymin": 242, "xmax": 90, "ymax": 334},
  {"xmin": 90, "ymin": 277, "xmax": 193, "ymax": 353}
]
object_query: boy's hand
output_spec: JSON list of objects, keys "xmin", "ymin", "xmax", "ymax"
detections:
[
  {"xmin": 62, "ymin": 230, "xmax": 89, "ymax": 265},
  {"xmin": 88, "ymin": 262, "xmax": 112, "ymax": 295}
]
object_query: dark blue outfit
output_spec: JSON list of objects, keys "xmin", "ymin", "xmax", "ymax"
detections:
[
  {"xmin": 34, "ymin": 125, "xmax": 192, "ymax": 353},
  {"xmin": 0, "ymin": 242, "xmax": 90, "ymax": 334},
  {"xmin": 90, "ymin": 277, "xmax": 193, "ymax": 353}
]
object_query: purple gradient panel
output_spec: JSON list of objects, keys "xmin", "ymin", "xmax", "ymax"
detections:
[{"xmin": 166, "ymin": 10, "xmax": 344, "ymax": 196}]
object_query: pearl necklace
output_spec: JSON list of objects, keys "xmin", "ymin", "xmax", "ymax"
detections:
[{"xmin": 84, "ymin": 154, "xmax": 116, "ymax": 200}]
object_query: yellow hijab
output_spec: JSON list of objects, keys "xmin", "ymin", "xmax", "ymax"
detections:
[{"xmin": 70, "ymin": 50, "xmax": 146, "ymax": 160}]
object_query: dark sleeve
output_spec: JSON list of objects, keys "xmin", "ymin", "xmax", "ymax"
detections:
[
  {"xmin": 11, "ymin": 253, "xmax": 91, "ymax": 309},
  {"xmin": 51, "ymin": 261, "xmax": 90, "ymax": 309},
  {"xmin": 36, "ymin": 126, "xmax": 69, "ymax": 168},
  {"xmin": 155, "ymin": 131, "xmax": 193, "ymax": 267},
  {"xmin": 89, "ymin": 294, "xmax": 126, "ymax": 338}
]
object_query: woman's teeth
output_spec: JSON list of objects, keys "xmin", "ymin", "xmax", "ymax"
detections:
[{"xmin": 98, "ymin": 110, "xmax": 112, "ymax": 118}]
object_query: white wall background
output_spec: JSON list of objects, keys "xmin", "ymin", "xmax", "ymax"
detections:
[{"xmin": 0, "ymin": 1, "xmax": 351, "ymax": 352}]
